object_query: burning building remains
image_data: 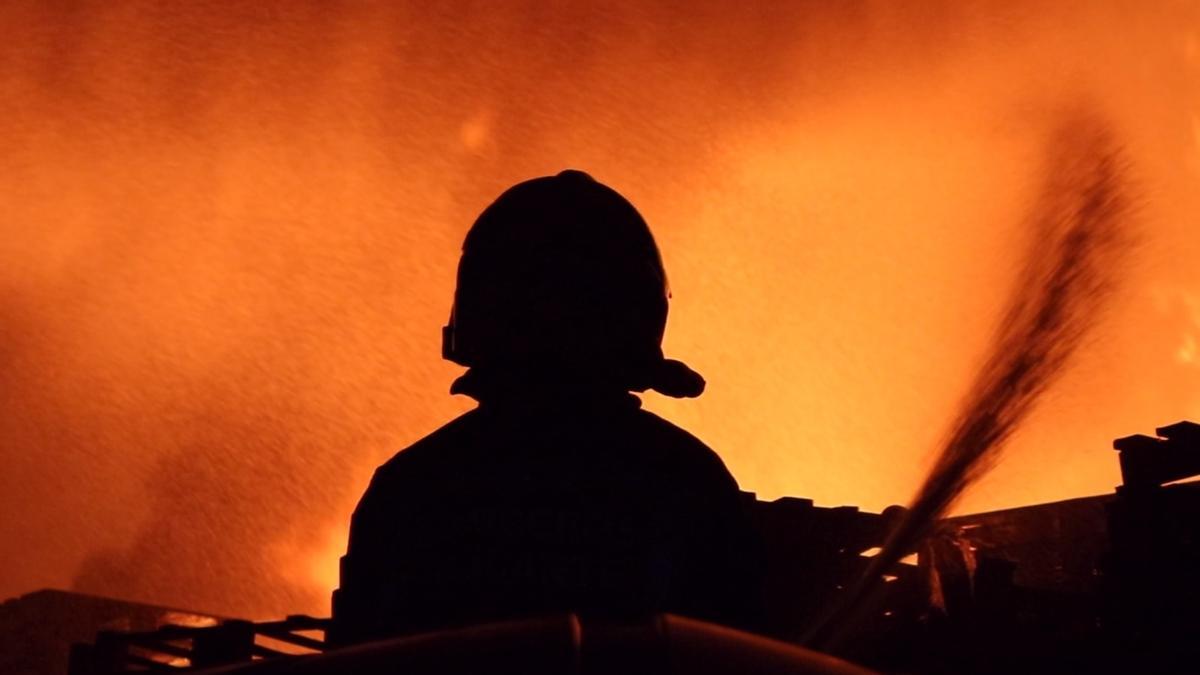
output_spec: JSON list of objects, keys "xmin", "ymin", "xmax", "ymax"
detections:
[{"xmin": 58, "ymin": 419, "xmax": 1200, "ymax": 674}]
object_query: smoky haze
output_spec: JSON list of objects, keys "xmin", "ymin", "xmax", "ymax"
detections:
[{"xmin": 1, "ymin": 1, "xmax": 1197, "ymax": 618}]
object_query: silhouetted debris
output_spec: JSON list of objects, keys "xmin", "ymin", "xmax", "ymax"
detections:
[
  {"xmin": 56, "ymin": 419, "xmax": 1200, "ymax": 674},
  {"xmin": 0, "ymin": 589, "xmax": 218, "ymax": 675}
]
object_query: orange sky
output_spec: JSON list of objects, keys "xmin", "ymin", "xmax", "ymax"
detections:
[{"xmin": 1, "ymin": 1, "xmax": 1198, "ymax": 619}]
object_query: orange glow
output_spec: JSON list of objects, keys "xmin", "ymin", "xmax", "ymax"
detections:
[{"xmin": 1, "ymin": 2, "xmax": 1198, "ymax": 619}]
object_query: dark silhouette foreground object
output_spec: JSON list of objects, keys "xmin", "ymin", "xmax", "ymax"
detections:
[
  {"xmin": 333, "ymin": 171, "xmax": 759, "ymax": 644},
  {"xmin": 66, "ymin": 420, "xmax": 1200, "ymax": 674},
  {"xmin": 214, "ymin": 614, "xmax": 875, "ymax": 675}
]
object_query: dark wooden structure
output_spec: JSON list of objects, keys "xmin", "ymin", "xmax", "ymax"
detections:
[{"xmin": 63, "ymin": 420, "xmax": 1200, "ymax": 674}]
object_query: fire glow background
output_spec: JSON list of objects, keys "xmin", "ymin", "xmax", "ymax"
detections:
[{"xmin": 2, "ymin": 1, "xmax": 1198, "ymax": 619}]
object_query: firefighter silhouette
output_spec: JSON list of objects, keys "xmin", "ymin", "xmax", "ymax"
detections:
[{"xmin": 333, "ymin": 170, "xmax": 760, "ymax": 644}]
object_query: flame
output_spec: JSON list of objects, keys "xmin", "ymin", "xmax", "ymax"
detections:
[
  {"xmin": 1177, "ymin": 293, "xmax": 1200, "ymax": 365},
  {"xmin": 1179, "ymin": 335, "xmax": 1197, "ymax": 365},
  {"xmin": 309, "ymin": 525, "xmax": 349, "ymax": 598},
  {"xmin": 162, "ymin": 612, "xmax": 219, "ymax": 629},
  {"xmin": 0, "ymin": 1, "xmax": 1198, "ymax": 619}
]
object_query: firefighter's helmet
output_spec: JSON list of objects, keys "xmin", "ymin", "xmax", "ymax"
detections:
[{"xmin": 443, "ymin": 170, "xmax": 704, "ymax": 398}]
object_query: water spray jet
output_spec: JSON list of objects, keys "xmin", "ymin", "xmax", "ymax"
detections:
[{"xmin": 803, "ymin": 111, "xmax": 1135, "ymax": 651}]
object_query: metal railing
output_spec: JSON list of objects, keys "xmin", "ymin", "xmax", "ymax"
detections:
[{"xmin": 68, "ymin": 615, "xmax": 331, "ymax": 674}]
